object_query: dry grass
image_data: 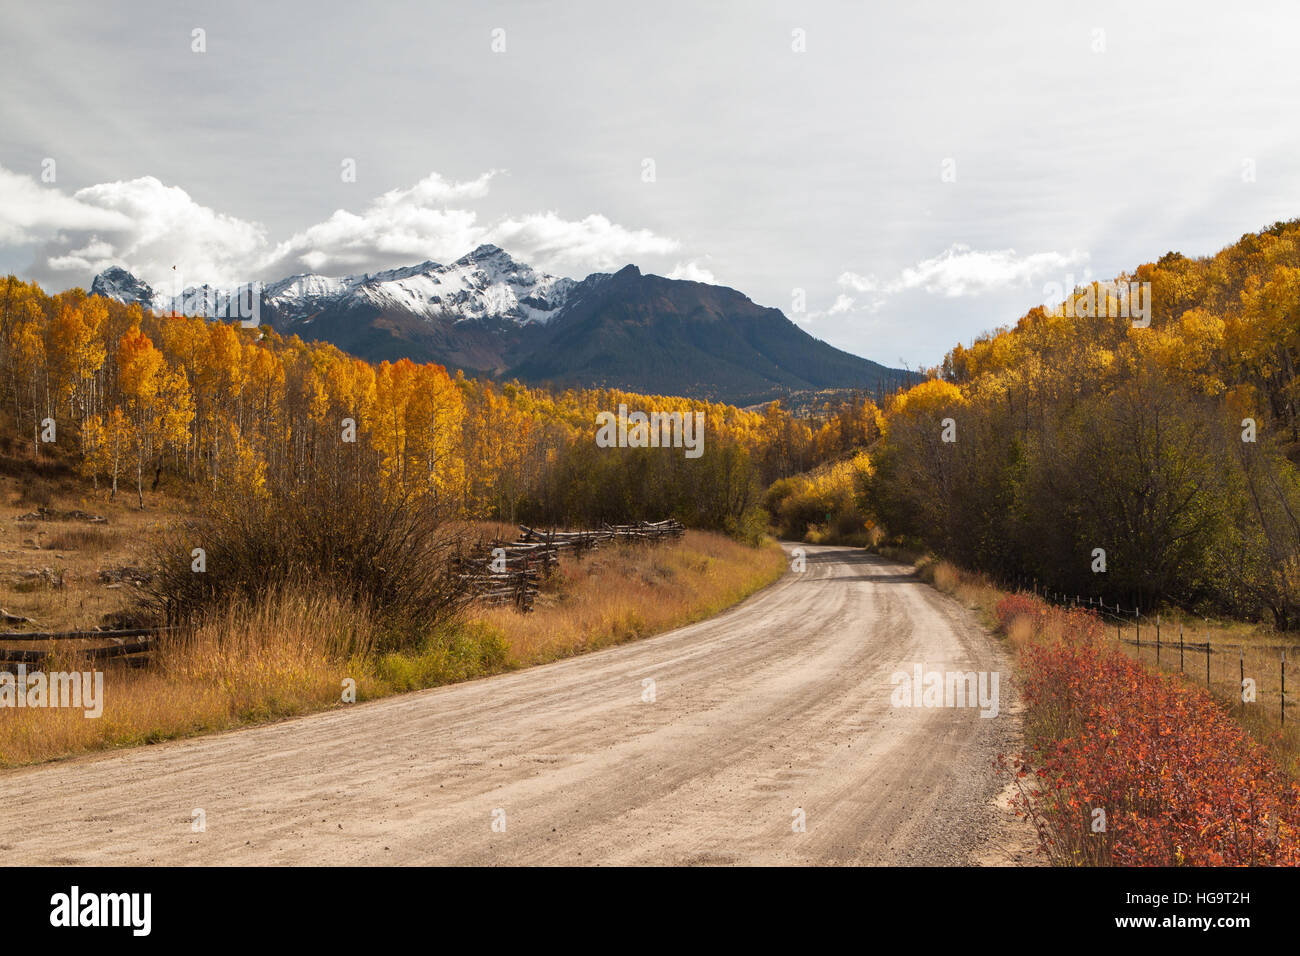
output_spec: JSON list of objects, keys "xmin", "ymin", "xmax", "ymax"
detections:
[
  {"xmin": 473, "ymin": 531, "xmax": 787, "ymax": 664},
  {"xmin": 0, "ymin": 589, "xmax": 382, "ymax": 766},
  {"xmin": 914, "ymin": 556, "xmax": 1003, "ymax": 626},
  {"xmin": 1112, "ymin": 613, "xmax": 1300, "ymax": 777},
  {"xmin": 42, "ymin": 526, "xmax": 120, "ymax": 554},
  {"xmin": 0, "ymin": 463, "xmax": 182, "ymax": 632},
  {"xmin": 0, "ymin": 529, "xmax": 786, "ymax": 768}
]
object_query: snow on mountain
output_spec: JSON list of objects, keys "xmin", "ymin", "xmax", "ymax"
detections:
[
  {"xmin": 91, "ymin": 245, "xmax": 576, "ymax": 328},
  {"xmin": 362, "ymin": 245, "xmax": 575, "ymax": 324},
  {"xmin": 89, "ymin": 266, "xmax": 157, "ymax": 309},
  {"xmin": 262, "ymin": 244, "xmax": 576, "ymax": 326}
]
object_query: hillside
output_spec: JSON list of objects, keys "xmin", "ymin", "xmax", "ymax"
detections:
[
  {"xmin": 508, "ymin": 265, "xmax": 912, "ymax": 404},
  {"xmin": 864, "ymin": 219, "xmax": 1300, "ymax": 627}
]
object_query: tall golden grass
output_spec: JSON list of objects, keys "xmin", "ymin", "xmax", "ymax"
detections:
[
  {"xmin": 0, "ymin": 588, "xmax": 377, "ymax": 766},
  {"xmin": 475, "ymin": 531, "xmax": 787, "ymax": 663}
]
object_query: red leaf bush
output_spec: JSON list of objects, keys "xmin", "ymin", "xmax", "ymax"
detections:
[{"xmin": 996, "ymin": 593, "xmax": 1300, "ymax": 865}]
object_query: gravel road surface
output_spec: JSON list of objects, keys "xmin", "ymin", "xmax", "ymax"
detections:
[{"xmin": 0, "ymin": 546, "xmax": 1025, "ymax": 865}]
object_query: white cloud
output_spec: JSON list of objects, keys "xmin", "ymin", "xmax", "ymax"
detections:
[
  {"xmin": 827, "ymin": 293, "xmax": 855, "ymax": 314},
  {"xmin": 263, "ymin": 170, "xmax": 501, "ymax": 276},
  {"xmin": 666, "ymin": 259, "xmax": 716, "ymax": 283},
  {"xmin": 487, "ymin": 212, "xmax": 679, "ymax": 275},
  {"xmin": 65, "ymin": 175, "xmax": 269, "ymax": 287},
  {"xmin": 44, "ymin": 237, "xmax": 117, "ymax": 273},
  {"xmin": 0, "ymin": 166, "xmax": 133, "ymax": 245},
  {"xmin": 373, "ymin": 170, "xmax": 497, "ymax": 208},
  {"xmin": 839, "ymin": 244, "xmax": 1088, "ymax": 300},
  {"xmin": 0, "ymin": 165, "xmax": 681, "ymax": 289},
  {"xmin": 267, "ymin": 206, "xmax": 484, "ymax": 276},
  {"xmin": 837, "ymin": 271, "xmax": 881, "ymax": 294},
  {"xmin": 799, "ymin": 291, "xmax": 868, "ymax": 323}
]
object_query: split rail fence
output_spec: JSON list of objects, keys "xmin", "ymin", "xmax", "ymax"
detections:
[
  {"xmin": 0, "ymin": 627, "xmax": 166, "ymax": 670},
  {"xmin": 452, "ymin": 518, "xmax": 686, "ymax": 613}
]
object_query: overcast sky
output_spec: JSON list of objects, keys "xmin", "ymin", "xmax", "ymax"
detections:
[{"xmin": 2, "ymin": 0, "xmax": 1298, "ymax": 369}]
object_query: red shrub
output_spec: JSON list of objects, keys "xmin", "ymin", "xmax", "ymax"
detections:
[
  {"xmin": 995, "ymin": 592, "xmax": 1043, "ymax": 630},
  {"xmin": 999, "ymin": 592, "xmax": 1300, "ymax": 866}
]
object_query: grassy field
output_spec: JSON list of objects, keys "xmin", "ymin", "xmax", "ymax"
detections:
[
  {"xmin": 0, "ymin": 454, "xmax": 787, "ymax": 767},
  {"xmin": 0, "ymin": 443, "xmax": 183, "ymax": 633}
]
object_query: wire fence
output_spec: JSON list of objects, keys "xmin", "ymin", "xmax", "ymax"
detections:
[{"xmin": 999, "ymin": 577, "xmax": 1293, "ymax": 725}]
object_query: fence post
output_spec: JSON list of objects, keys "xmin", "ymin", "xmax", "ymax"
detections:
[
  {"xmin": 1283, "ymin": 651, "xmax": 1287, "ymax": 725},
  {"xmin": 1206, "ymin": 639, "xmax": 1211, "ymax": 687},
  {"xmin": 1156, "ymin": 614, "xmax": 1161, "ymax": 665},
  {"xmin": 1179, "ymin": 622, "xmax": 1184, "ymax": 673},
  {"xmin": 1239, "ymin": 648, "xmax": 1245, "ymax": 711}
]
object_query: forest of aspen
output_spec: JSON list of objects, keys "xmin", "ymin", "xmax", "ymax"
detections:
[{"xmin": 4, "ymin": 218, "xmax": 1300, "ymax": 633}]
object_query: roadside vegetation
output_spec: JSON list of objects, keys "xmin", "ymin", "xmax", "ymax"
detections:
[
  {"xmin": 901, "ymin": 553, "xmax": 1300, "ymax": 865},
  {"xmin": 0, "ymin": 463, "xmax": 784, "ymax": 766},
  {"xmin": 995, "ymin": 591, "xmax": 1300, "ymax": 865},
  {"xmin": 762, "ymin": 451, "xmax": 877, "ymax": 546},
  {"xmin": 864, "ymin": 222, "xmax": 1300, "ymax": 627},
  {"xmin": 762, "ymin": 222, "xmax": 1300, "ymax": 630}
]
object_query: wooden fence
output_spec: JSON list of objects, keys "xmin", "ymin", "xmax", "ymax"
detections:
[
  {"xmin": 0, "ymin": 627, "xmax": 167, "ymax": 670},
  {"xmin": 453, "ymin": 519, "xmax": 686, "ymax": 612}
]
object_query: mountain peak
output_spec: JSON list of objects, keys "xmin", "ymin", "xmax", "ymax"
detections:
[
  {"xmin": 459, "ymin": 243, "xmax": 510, "ymax": 264},
  {"xmin": 89, "ymin": 266, "xmax": 154, "ymax": 308}
]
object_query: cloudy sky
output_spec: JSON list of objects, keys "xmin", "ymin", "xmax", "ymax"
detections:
[{"xmin": 2, "ymin": 0, "xmax": 1298, "ymax": 369}]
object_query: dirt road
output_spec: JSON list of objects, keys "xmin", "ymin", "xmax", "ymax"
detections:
[{"xmin": 0, "ymin": 546, "xmax": 1026, "ymax": 865}]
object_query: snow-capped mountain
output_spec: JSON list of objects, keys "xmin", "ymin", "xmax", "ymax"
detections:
[
  {"xmin": 89, "ymin": 246, "xmax": 916, "ymax": 404},
  {"xmin": 89, "ymin": 266, "xmax": 157, "ymax": 307},
  {"xmin": 92, "ymin": 245, "xmax": 574, "ymax": 327},
  {"xmin": 261, "ymin": 244, "xmax": 576, "ymax": 327}
]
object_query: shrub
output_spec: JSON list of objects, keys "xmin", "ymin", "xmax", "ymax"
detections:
[
  {"xmin": 374, "ymin": 621, "xmax": 512, "ymax": 691},
  {"xmin": 999, "ymin": 592, "xmax": 1300, "ymax": 865},
  {"xmin": 145, "ymin": 461, "xmax": 471, "ymax": 651}
]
